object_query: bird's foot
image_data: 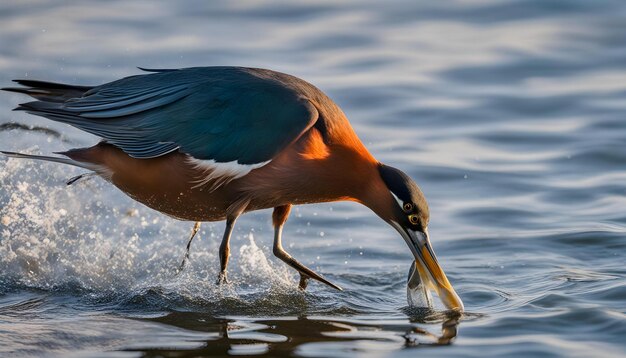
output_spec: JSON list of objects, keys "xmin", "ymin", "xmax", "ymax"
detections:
[
  {"xmin": 176, "ymin": 222, "xmax": 201, "ymax": 276},
  {"xmin": 288, "ymin": 261, "xmax": 342, "ymax": 291},
  {"xmin": 216, "ymin": 271, "xmax": 229, "ymax": 285},
  {"xmin": 277, "ymin": 254, "xmax": 342, "ymax": 291},
  {"xmin": 176, "ymin": 257, "xmax": 188, "ymax": 276},
  {"xmin": 298, "ymin": 274, "xmax": 309, "ymax": 290}
]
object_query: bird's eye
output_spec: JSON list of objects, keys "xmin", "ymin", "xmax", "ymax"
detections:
[
  {"xmin": 403, "ymin": 203, "xmax": 413, "ymax": 212},
  {"xmin": 408, "ymin": 214, "xmax": 419, "ymax": 224}
]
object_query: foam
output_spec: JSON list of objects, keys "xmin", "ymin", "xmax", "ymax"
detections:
[{"xmin": 0, "ymin": 154, "xmax": 300, "ymax": 303}]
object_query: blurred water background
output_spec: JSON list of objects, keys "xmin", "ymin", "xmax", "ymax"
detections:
[{"xmin": 1, "ymin": 0, "xmax": 625, "ymax": 356}]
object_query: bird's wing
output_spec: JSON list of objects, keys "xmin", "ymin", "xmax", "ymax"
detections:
[{"xmin": 15, "ymin": 69, "xmax": 319, "ymax": 169}]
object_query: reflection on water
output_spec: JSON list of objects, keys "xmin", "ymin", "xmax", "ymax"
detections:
[
  {"xmin": 0, "ymin": 289, "xmax": 465, "ymax": 356},
  {"xmin": 132, "ymin": 312, "xmax": 459, "ymax": 356},
  {"xmin": 1, "ymin": 0, "xmax": 626, "ymax": 357}
]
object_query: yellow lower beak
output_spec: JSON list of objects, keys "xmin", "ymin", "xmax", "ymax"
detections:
[
  {"xmin": 415, "ymin": 245, "xmax": 464, "ymax": 311},
  {"xmin": 392, "ymin": 222, "xmax": 464, "ymax": 311}
]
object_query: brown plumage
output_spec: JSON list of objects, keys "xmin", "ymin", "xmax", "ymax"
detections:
[
  {"xmin": 1, "ymin": 67, "xmax": 463, "ymax": 311},
  {"xmin": 59, "ymin": 92, "xmax": 387, "ymax": 221}
]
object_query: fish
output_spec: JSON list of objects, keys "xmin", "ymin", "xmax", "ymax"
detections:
[{"xmin": 407, "ymin": 261, "xmax": 433, "ymax": 308}]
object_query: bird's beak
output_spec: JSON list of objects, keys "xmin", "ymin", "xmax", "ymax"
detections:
[{"xmin": 391, "ymin": 223, "xmax": 464, "ymax": 311}]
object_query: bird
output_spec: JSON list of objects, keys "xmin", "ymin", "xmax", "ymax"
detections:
[{"xmin": 1, "ymin": 66, "xmax": 463, "ymax": 311}]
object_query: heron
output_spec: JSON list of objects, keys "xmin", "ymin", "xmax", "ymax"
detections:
[{"xmin": 1, "ymin": 67, "xmax": 463, "ymax": 311}]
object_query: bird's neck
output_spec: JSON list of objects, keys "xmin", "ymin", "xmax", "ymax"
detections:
[
  {"xmin": 288, "ymin": 126, "xmax": 389, "ymax": 207},
  {"xmin": 308, "ymin": 113, "xmax": 396, "ymax": 220},
  {"xmin": 239, "ymin": 126, "xmax": 383, "ymax": 209}
]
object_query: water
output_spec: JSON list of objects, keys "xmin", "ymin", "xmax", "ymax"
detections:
[{"xmin": 1, "ymin": 0, "xmax": 625, "ymax": 356}]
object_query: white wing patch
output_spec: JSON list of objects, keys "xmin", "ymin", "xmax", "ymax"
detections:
[{"xmin": 187, "ymin": 156, "xmax": 271, "ymax": 191}]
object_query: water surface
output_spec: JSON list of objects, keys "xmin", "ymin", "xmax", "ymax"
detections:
[{"xmin": 1, "ymin": 1, "xmax": 625, "ymax": 357}]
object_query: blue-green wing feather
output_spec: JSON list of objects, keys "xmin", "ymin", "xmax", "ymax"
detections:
[{"xmin": 16, "ymin": 67, "xmax": 318, "ymax": 164}]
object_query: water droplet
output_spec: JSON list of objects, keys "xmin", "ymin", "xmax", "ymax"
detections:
[{"xmin": 1, "ymin": 216, "xmax": 10, "ymax": 226}]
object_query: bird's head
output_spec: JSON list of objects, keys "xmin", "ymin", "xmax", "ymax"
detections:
[{"xmin": 372, "ymin": 163, "xmax": 464, "ymax": 311}]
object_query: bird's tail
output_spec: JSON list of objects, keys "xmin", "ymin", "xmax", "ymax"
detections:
[
  {"xmin": 1, "ymin": 151, "xmax": 100, "ymax": 171},
  {"xmin": 2, "ymin": 80, "xmax": 92, "ymax": 103}
]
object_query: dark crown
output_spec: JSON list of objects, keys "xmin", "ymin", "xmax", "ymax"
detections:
[{"xmin": 378, "ymin": 163, "xmax": 429, "ymax": 220}]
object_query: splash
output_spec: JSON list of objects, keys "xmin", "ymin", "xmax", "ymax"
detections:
[{"xmin": 0, "ymin": 153, "xmax": 302, "ymax": 308}]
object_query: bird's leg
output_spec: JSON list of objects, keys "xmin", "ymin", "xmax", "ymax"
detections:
[
  {"xmin": 177, "ymin": 221, "xmax": 201, "ymax": 274},
  {"xmin": 217, "ymin": 216, "xmax": 237, "ymax": 285},
  {"xmin": 272, "ymin": 205, "xmax": 342, "ymax": 291}
]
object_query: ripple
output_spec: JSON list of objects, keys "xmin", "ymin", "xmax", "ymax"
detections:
[{"xmin": 1, "ymin": 0, "xmax": 626, "ymax": 356}]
